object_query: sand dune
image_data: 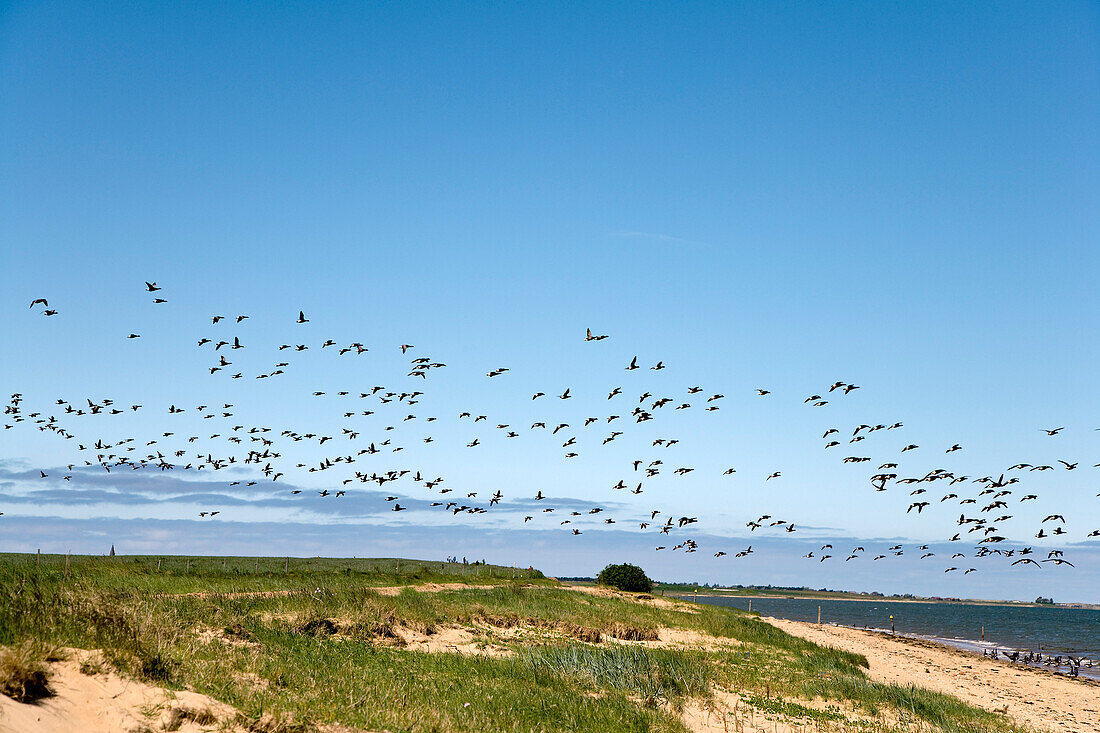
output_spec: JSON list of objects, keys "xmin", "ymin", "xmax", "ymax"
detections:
[{"xmin": 5, "ymin": 611, "xmax": 1097, "ymax": 733}]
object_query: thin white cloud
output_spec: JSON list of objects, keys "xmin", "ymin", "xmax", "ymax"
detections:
[{"xmin": 607, "ymin": 230, "xmax": 708, "ymax": 248}]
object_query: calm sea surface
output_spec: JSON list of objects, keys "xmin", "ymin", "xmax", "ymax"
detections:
[{"xmin": 682, "ymin": 595, "xmax": 1100, "ymax": 679}]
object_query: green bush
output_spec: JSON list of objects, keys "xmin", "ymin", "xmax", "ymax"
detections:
[{"xmin": 596, "ymin": 563, "xmax": 652, "ymax": 593}]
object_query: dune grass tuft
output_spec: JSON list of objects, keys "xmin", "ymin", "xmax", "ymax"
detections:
[
  {"xmin": 0, "ymin": 640, "xmax": 53, "ymax": 702},
  {"xmin": 164, "ymin": 704, "xmax": 218, "ymax": 730},
  {"xmin": 519, "ymin": 645, "xmax": 711, "ymax": 707}
]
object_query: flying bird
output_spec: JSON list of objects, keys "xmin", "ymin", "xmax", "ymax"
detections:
[{"xmin": 585, "ymin": 328, "xmax": 608, "ymax": 341}]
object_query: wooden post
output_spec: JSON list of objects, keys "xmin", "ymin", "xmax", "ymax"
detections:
[
  {"xmin": 890, "ymin": 615, "xmax": 894, "ymax": 635},
  {"xmin": 396, "ymin": 559, "xmax": 400, "ymax": 574},
  {"xmin": 186, "ymin": 558, "xmax": 191, "ymax": 573},
  {"xmin": 36, "ymin": 548, "xmax": 40, "ymax": 569},
  {"xmin": 817, "ymin": 606, "xmax": 821, "ymax": 624},
  {"xmin": 981, "ymin": 625, "xmax": 985, "ymax": 641},
  {"xmin": 286, "ymin": 557, "xmax": 290, "ymax": 573},
  {"xmin": 157, "ymin": 558, "xmax": 162, "ymax": 571},
  {"xmin": 748, "ymin": 599, "xmax": 751, "ymax": 613}
]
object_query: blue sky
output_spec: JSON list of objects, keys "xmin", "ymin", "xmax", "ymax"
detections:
[{"xmin": 2, "ymin": 2, "xmax": 1098, "ymax": 601}]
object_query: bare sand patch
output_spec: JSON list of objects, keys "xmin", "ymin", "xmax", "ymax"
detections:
[
  {"xmin": 371, "ymin": 582, "xmax": 498, "ymax": 596},
  {"xmin": 194, "ymin": 624, "xmax": 262, "ymax": 651},
  {"xmin": 565, "ymin": 584, "xmax": 696, "ymax": 611},
  {"xmin": 393, "ymin": 624, "xmax": 510, "ymax": 657},
  {"xmin": 678, "ymin": 688, "xmax": 892, "ymax": 733},
  {"xmin": 0, "ymin": 649, "xmax": 244, "ymax": 733},
  {"xmin": 600, "ymin": 626, "xmax": 741, "ymax": 652},
  {"xmin": 170, "ymin": 581, "xmax": 505, "ymax": 601},
  {"xmin": 0, "ymin": 649, "xmax": 376, "ymax": 733}
]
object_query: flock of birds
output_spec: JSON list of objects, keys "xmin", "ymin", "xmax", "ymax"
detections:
[
  {"xmin": 983, "ymin": 647, "xmax": 1094, "ymax": 677},
  {"xmin": 7, "ymin": 282, "xmax": 1100, "ymax": 581}
]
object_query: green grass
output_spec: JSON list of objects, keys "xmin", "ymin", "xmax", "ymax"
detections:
[
  {"xmin": 0, "ymin": 552, "xmax": 542, "ymax": 596},
  {"xmin": 0, "ymin": 553, "xmax": 1035, "ymax": 733},
  {"xmin": 743, "ymin": 695, "xmax": 847, "ymax": 724},
  {"xmin": 183, "ymin": 625, "xmax": 687, "ymax": 732},
  {"xmin": 518, "ymin": 645, "xmax": 711, "ymax": 708}
]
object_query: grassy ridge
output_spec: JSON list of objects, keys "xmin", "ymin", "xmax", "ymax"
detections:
[
  {"xmin": 0, "ymin": 552, "xmax": 541, "ymax": 595},
  {"xmin": 0, "ymin": 554, "xmax": 1031, "ymax": 732}
]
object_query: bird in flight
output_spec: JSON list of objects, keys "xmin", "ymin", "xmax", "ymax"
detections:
[{"xmin": 585, "ymin": 328, "xmax": 608, "ymax": 341}]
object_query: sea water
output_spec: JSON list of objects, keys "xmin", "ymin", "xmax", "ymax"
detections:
[{"xmin": 683, "ymin": 595, "xmax": 1100, "ymax": 680}]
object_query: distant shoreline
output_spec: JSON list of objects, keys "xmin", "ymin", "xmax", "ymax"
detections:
[{"xmin": 670, "ymin": 590, "xmax": 1100, "ymax": 611}]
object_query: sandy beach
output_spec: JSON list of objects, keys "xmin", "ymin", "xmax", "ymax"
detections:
[{"xmin": 766, "ymin": 617, "xmax": 1100, "ymax": 733}]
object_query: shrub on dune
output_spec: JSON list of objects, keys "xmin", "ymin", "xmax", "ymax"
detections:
[{"xmin": 596, "ymin": 563, "xmax": 653, "ymax": 593}]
